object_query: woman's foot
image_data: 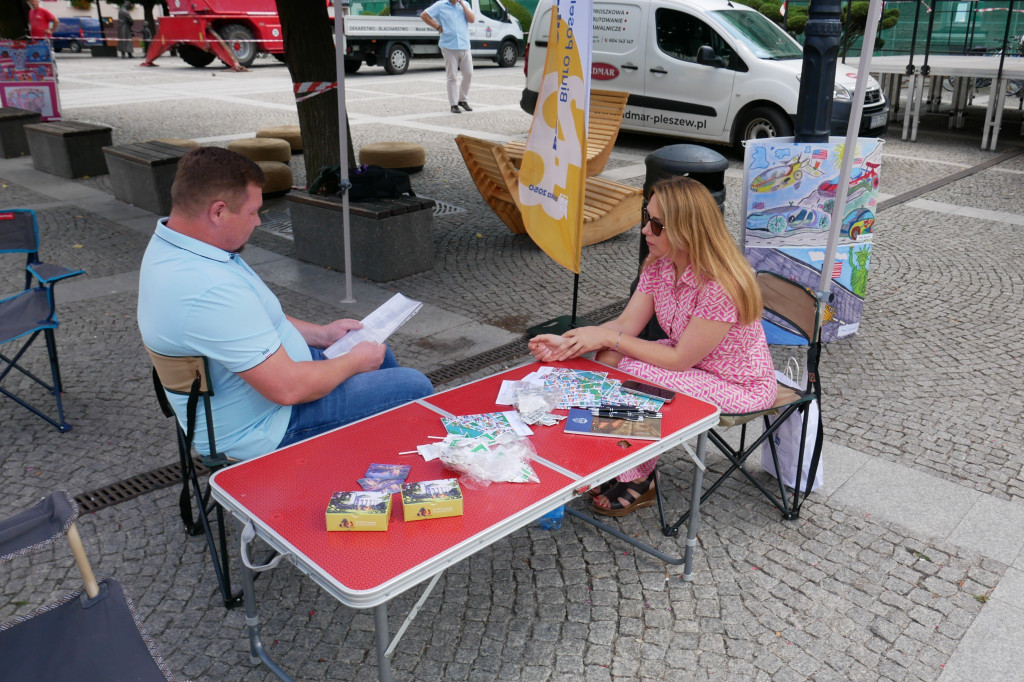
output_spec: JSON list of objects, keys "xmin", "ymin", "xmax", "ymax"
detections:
[
  {"xmin": 591, "ymin": 472, "xmax": 656, "ymax": 517},
  {"xmin": 586, "ymin": 479, "xmax": 617, "ymax": 499}
]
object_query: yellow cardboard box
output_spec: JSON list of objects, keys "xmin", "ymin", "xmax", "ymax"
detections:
[
  {"xmin": 325, "ymin": 491, "xmax": 392, "ymax": 531},
  {"xmin": 401, "ymin": 478, "xmax": 463, "ymax": 522}
]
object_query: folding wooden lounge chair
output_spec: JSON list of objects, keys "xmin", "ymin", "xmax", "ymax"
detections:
[
  {"xmin": 455, "ymin": 134, "xmax": 642, "ymax": 246},
  {"xmin": 147, "ymin": 349, "xmax": 243, "ymax": 608},
  {"xmin": 0, "ymin": 209, "xmax": 84, "ymax": 431},
  {"xmin": 504, "ymin": 89, "xmax": 630, "ymax": 176},
  {"xmin": 0, "ymin": 491, "xmax": 175, "ymax": 681},
  {"xmin": 658, "ymin": 271, "xmax": 825, "ymax": 529}
]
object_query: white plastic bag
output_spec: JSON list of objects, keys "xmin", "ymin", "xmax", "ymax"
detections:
[{"xmin": 761, "ymin": 371, "xmax": 823, "ymax": 491}]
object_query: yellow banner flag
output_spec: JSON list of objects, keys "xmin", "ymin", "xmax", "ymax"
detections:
[{"xmin": 518, "ymin": 0, "xmax": 592, "ymax": 274}]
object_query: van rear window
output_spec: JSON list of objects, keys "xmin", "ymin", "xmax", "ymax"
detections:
[{"xmin": 713, "ymin": 10, "xmax": 802, "ymax": 60}]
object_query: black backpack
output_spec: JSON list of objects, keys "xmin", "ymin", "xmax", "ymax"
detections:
[{"xmin": 346, "ymin": 165, "xmax": 415, "ymax": 201}]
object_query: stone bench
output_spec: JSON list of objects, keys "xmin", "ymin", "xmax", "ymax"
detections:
[
  {"xmin": 102, "ymin": 140, "xmax": 191, "ymax": 215},
  {"xmin": 0, "ymin": 107, "xmax": 42, "ymax": 158},
  {"xmin": 25, "ymin": 120, "xmax": 112, "ymax": 178},
  {"xmin": 288, "ymin": 192, "xmax": 435, "ymax": 282}
]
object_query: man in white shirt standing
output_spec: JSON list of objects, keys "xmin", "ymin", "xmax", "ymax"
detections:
[{"xmin": 421, "ymin": 0, "xmax": 476, "ymax": 114}]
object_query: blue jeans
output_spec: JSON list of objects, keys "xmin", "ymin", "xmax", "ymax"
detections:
[{"xmin": 277, "ymin": 345, "xmax": 432, "ymax": 448}]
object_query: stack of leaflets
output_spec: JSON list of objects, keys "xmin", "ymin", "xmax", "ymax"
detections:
[
  {"xmin": 324, "ymin": 293, "xmax": 422, "ymax": 359},
  {"xmin": 440, "ymin": 412, "xmax": 533, "ymax": 439},
  {"xmin": 358, "ymin": 463, "xmax": 410, "ymax": 494},
  {"xmin": 510, "ymin": 367, "xmax": 668, "ymax": 413}
]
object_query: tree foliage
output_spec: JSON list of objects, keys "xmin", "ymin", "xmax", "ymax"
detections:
[
  {"xmin": 504, "ymin": 0, "xmax": 533, "ymax": 35},
  {"xmin": 730, "ymin": 1, "xmax": 898, "ymax": 51}
]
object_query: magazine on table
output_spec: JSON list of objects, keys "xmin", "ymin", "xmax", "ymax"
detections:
[
  {"xmin": 564, "ymin": 408, "xmax": 662, "ymax": 441},
  {"xmin": 323, "ymin": 293, "xmax": 422, "ymax": 359}
]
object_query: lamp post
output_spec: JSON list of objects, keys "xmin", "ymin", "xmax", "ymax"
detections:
[{"xmin": 793, "ymin": 0, "xmax": 843, "ymax": 143}]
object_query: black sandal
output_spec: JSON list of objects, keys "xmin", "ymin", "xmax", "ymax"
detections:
[
  {"xmin": 591, "ymin": 472, "xmax": 656, "ymax": 517},
  {"xmin": 586, "ymin": 480, "xmax": 617, "ymax": 499}
]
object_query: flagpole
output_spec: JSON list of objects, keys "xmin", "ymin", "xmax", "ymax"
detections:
[{"xmin": 570, "ymin": 274, "xmax": 580, "ymax": 328}]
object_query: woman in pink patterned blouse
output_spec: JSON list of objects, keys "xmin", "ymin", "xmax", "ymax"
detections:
[{"xmin": 529, "ymin": 177, "xmax": 776, "ymax": 517}]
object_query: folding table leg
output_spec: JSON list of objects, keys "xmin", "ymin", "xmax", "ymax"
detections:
[
  {"xmin": 564, "ymin": 432, "xmax": 711, "ymax": 571},
  {"xmin": 241, "ymin": 561, "xmax": 293, "ymax": 681},
  {"xmin": 681, "ymin": 432, "xmax": 708, "ymax": 581},
  {"xmin": 374, "ymin": 603, "xmax": 394, "ymax": 682}
]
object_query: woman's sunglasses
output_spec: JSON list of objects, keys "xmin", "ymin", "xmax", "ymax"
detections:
[{"xmin": 642, "ymin": 207, "xmax": 665, "ymax": 236}]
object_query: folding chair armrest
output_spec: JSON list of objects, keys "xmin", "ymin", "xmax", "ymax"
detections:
[{"xmin": 27, "ymin": 262, "xmax": 85, "ymax": 285}]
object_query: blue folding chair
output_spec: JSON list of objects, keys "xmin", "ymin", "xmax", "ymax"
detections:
[{"xmin": 0, "ymin": 209, "xmax": 83, "ymax": 431}]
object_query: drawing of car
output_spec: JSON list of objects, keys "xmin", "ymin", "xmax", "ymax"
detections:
[
  {"xmin": 747, "ymin": 206, "xmax": 829, "ymax": 234},
  {"xmin": 787, "ymin": 208, "xmax": 829, "ymax": 230},
  {"xmin": 818, "ymin": 167, "xmax": 879, "ymax": 197},
  {"xmin": 841, "ymin": 208, "xmax": 874, "ymax": 240}
]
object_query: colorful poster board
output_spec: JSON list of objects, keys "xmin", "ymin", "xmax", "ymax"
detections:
[
  {"xmin": 741, "ymin": 137, "xmax": 883, "ymax": 343},
  {"xmin": 0, "ymin": 40, "xmax": 61, "ymax": 121}
]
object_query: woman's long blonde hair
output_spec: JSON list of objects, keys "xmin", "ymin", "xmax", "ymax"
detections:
[{"xmin": 647, "ymin": 177, "xmax": 762, "ymax": 325}]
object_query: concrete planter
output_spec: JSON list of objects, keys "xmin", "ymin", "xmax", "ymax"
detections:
[
  {"xmin": 0, "ymin": 107, "xmax": 41, "ymax": 158},
  {"xmin": 103, "ymin": 140, "xmax": 190, "ymax": 215},
  {"xmin": 288, "ymin": 192, "xmax": 435, "ymax": 282},
  {"xmin": 25, "ymin": 121, "xmax": 112, "ymax": 178}
]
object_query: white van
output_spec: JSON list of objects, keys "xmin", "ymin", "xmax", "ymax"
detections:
[
  {"xmin": 521, "ymin": 0, "xmax": 889, "ymax": 148},
  {"xmin": 344, "ymin": 0, "xmax": 524, "ymax": 74}
]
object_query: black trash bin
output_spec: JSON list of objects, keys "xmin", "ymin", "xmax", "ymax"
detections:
[{"xmin": 636, "ymin": 144, "xmax": 728, "ymax": 341}]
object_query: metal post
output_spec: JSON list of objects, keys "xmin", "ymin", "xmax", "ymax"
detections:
[
  {"xmin": 333, "ymin": 5, "xmax": 355, "ymax": 303},
  {"xmin": 794, "ymin": 0, "xmax": 843, "ymax": 143}
]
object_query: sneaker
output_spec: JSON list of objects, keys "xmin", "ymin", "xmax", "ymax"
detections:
[
  {"xmin": 450, "ymin": 105, "xmax": 462, "ymax": 114},
  {"xmin": 458, "ymin": 101, "xmax": 473, "ymax": 111}
]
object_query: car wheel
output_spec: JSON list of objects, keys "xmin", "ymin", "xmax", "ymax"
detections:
[
  {"xmin": 69, "ymin": 40, "xmax": 82, "ymax": 54},
  {"xmin": 220, "ymin": 23, "xmax": 257, "ymax": 68},
  {"xmin": 344, "ymin": 59, "xmax": 361, "ymax": 74},
  {"xmin": 178, "ymin": 44, "xmax": 216, "ymax": 68},
  {"xmin": 498, "ymin": 40, "xmax": 517, "ymax": 68},
  {"xmin": 734, "ymin": 106, "xmax": 793, "ymax": 151},
  {"xmin": 849, "ymin": 226, "xmax": 861, "ymax": 241},
  {"xmin": 384, "ymin": 44, "xmax": 410, "ymax": 75}
]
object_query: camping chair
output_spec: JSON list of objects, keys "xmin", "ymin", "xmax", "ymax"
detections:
[
  {"xmin": 455, "ymin": 134, "xmax": 642, "ymax": 246},
  {"xmin": 0, "ymin": 491, "xmax": 175, "ymax": 681},
  {"xmin": 0, "ymin": 209, "xmax": 84, "ymax": 432},
  {"xmin": 657, "ymin": 271, "xmax": 825, "ymax": 528},
  {"xmin": 702, "ymin": 271, "xmax": 823, "ymax": 519},
  {"xmin": 146, "ymin": 348, "xmax": 242, "ymax": 608},
  {"xmin": 503, "ymin": 88, "xmax": 631, "ymax": 176}
]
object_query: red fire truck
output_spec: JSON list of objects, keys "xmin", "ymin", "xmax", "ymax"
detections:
[{"xmin": 141, "ymin": 0, "xmax": 285, "ymax": 70}]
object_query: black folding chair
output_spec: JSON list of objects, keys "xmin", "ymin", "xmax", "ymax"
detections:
[
  {"xmin": 0, "ymin": 491, "xmax": 175, "ymax": 681},
  {"xmin": 146, "ymin": 348, "xmax": 242, "ymax": 608},
  {"xmin": 697, "ymin": 271, "xmax": 825, "ymax": 520},
  {"xmin": 0, "ymin": 209, "xmax": 83, "ymax": 431}
]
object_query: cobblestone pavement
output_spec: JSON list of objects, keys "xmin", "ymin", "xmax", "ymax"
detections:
[{"xmin": 1, "ymin": 54, "xmax": 1023, "ymax": 681}]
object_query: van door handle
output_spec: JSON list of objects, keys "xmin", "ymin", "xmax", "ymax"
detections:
[
  {"xmin": 621, "ymin": 63, "xmax": 638, "ymax": 71},
  {"xmin": 650, "ymin": 67, "xmax": 668, "ymax": 75}
]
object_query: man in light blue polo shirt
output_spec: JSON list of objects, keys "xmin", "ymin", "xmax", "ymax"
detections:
[
  {"xmin": 421, "ymin": 0, "xmax": 475, "ymax": 114},
  {"xmin": 138, "ymin": 147, "xmax": 432, "ymax": 461}
]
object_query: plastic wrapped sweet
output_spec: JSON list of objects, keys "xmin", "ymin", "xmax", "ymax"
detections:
[
  {"xmin": 513, "ymin": 383, "xmax": 564, "ymax": 426},
  {"xmin": 436, "ymin": 432, "xmax": 541, "ymax": 488}
]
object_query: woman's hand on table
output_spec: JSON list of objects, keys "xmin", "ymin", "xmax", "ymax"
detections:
[
  {"xmin": 528, "ymin": 334, "xmax": 570, "ymax": 362},
  {"xmin": 558, "ymin": 326, "xmax": 616, "ymax": 360}
]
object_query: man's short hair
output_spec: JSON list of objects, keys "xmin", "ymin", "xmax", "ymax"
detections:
[{"xmin": 170, "ymin": 147, "xmax": 265, "ymax": 218}]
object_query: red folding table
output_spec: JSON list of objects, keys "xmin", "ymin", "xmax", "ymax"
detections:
[{"xmin": 210, "ymin": 358, "xmax": 718, "ymax": 681}]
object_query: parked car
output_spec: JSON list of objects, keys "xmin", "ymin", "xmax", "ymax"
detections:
[
  {"xmin": 51, "ymin": 17, "xmax": 104, "ymax": 53},
  {"xmin": 522, "ymin": 0, "xmax": 889, "ymax": 150}
]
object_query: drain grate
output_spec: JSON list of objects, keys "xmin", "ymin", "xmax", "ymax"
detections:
[
  {"xmin": 74, "ymin": 458, "xmax": 209, "ymax": 514},
  {"xmin": 429, "ymin": 198, "xmax": 464, "ymax": 217}
]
